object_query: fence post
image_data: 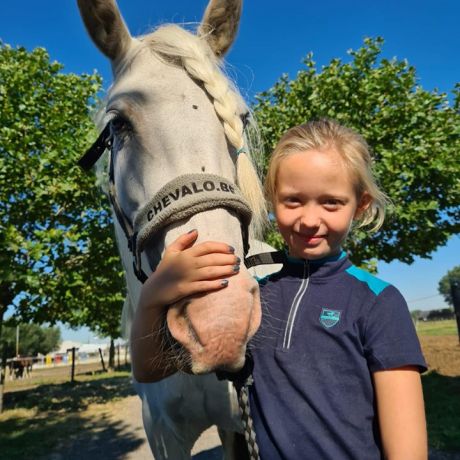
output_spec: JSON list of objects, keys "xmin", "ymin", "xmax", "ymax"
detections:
[
  {"xmin": 70, "ymin": 347, "xmax": 76, "ymax": 383},
  {"xmin": 98, "ymin": 347, "xmax": 107, "ymax": 372},
  {"xmin": 117, "ymin": 344, "xmax": 120, "ymax": 370},
  {"xmin": 450, "ymin": 281, "xmax": 460, "ymax": 344}
]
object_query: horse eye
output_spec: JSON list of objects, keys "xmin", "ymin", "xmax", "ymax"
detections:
[
  {"xmin": 240, "ymin": 112, "xmax": 250, "ymax": 130},
  {"xmin": 110, "ymin": 115, "xmax": 128, "ymax": 134}
]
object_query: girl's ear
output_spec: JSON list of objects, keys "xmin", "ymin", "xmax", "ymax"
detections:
[{"xmin": 354, "ymin": 192, "xmax": 372, "ymax": 219}]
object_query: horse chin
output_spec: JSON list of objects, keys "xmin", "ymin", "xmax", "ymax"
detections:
[{"xmin": 165, "ymin": 274, "xmax": 261, "ymax": 373}]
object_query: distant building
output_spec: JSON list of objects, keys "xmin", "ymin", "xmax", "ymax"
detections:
[{"xmin": 57, "ymin": 340, "xmax": 82, "ymax": 354}]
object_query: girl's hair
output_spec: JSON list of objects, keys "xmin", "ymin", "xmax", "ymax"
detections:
[{"xmin": 264, "ymin": 118, "xmax": 389, "ymax": 232}]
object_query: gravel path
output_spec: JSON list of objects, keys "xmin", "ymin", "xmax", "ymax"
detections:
[
  {"xmin": 45, "ymin": 395, "xmax": 222, "ymax": 460},
  {"xmin": 116, "ymin": 396, "xmax": 223, "ymax": 460}
]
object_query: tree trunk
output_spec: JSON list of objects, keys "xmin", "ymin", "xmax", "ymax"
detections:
[{"xmin": 450, "ymin": 281, "xmax": 460, "ymax": 344}]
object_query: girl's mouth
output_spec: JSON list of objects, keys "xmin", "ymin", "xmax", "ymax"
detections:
[
  {"xmin": 305, "ymin": 236, "xmax": 324, "ymax": 244},
  {"xmin": 296, "ymin": 233, "xmax": 326, "ymax": 245}
]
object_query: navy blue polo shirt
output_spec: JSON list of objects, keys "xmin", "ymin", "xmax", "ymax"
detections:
[{"xmin": 248, "ymin": 251, "xmax": 426, "ymax": 460}]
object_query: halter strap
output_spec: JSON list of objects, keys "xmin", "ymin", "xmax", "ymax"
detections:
[
  {"xmin": 78, "ymin": 124, "xmax": 111, "ymax": 171},
  {"xmin": 78, "ymin": 125, "xmax": 255, "ymax": 283},
  {"xmin": 132, "ymin": 172, "xmax": 253, "ymax": 280},
  {"xmin": 244, "ymin": 250, "xmax": 285, "ymax": 268}
]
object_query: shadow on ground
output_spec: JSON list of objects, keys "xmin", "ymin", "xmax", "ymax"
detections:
[
  {"xmin": 1, "ymin": 372, "xmax": 141, "ymax": 460},
  {"xmin": 4, "ymin": 371, "xmax": 135, "ymax": 412},
  {"xmin": 193, "ymin": 446, "xmax": 223, "ymax": 460},
  {"xmin": 423, "ymin": 371, "xmax": 460, "ymax": 454},
  {"xmin": 42, "ymin": 415, "xmax": 145, "ymax": 460}
]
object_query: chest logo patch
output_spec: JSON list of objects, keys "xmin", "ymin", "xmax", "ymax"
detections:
[{"xmin": 319, "ymin": 308, "xmax": 341, "ymax": 328}]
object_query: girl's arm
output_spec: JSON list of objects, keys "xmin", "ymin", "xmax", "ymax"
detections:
[
  {"xmin": 130, "ymin": 229, "xmax": 240, "ymax": 383},
  {"xmin": 373, "ymin": 366, "xmax": 427, "ymax": 460}
]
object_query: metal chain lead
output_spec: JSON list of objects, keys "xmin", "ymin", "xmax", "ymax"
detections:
[{"xmin": 236, "ymin": 375, "xmax": 260, "ymax": 460}]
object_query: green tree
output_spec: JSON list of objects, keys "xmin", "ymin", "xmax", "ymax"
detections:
[
  {"xmin": 0, "ymin": 323, "xmax": 61, "ymax": 357},
  {"xmin": 50, "ymin": 223, "xmax": 126, "ymax": 368},
  {"xmin": 254, "ymin": 38, "xmax": 460, "ymax": 266},
  {"xmin": 0, "ymin": 42, "xmax": 125, "ymax": 349},
  {"xmin": 438, "ymin": 265, "xmax": 460, "ymax": 307}
]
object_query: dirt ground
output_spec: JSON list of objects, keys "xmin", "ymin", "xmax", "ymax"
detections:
[
  {"xmin": 419, "ymin": 335, "xmax": 460, "ymax": 376},
  {"xmin": 10, "ymin": 335, "xmax": 460, "ymax": 460},
  {"xmin": 40, "ymin": 336, "xmax": 460, "ymax": 460},
  {"xmin": 42, "ymin": 395, "xmax": 222, "ymax": 460}
]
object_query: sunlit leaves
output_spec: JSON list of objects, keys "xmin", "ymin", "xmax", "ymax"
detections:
[
  {"xmin": 438, "ymin": 266, "xmax": 460, "ymax": 307},
  {"xmin": 254, "ymin": 38, "xmax": 460, "ymax": 266},
  {"xmin": 0, "ymin": 42, "xmax": 125, "ymax": 339}
]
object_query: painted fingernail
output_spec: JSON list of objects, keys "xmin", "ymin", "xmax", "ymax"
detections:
[
  {"xmin": 228, "ymin": 245, "xmax": 235, "ymax": 253},
  {"xmin": 235, "ymin": 256, "xmax": 241, "ymax": 264},
  {"xmin": 233, "ymin": 265, "xmax": 240, "ymax": 272},
  {"xmin": 221, "ymin": 279, "xmax": 229, "ymax": 287},
  {"xmin": 187, "ymin": 229, "xmax": 197, "ymax": 234}
]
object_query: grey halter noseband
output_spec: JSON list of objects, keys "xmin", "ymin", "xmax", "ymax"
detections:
[{"xmin": 78, "ymin": 124, "xmax": 255, "ymax": 283}]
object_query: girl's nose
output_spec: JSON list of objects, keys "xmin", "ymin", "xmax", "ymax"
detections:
[{"xmin": 299, "ymin": 206, "xmax": 321, "ymax": 229}]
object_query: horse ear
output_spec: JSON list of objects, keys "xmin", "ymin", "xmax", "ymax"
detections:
[
  {"xmin": 77, "ymin": 0, "xmax": 132, "ymax": 62},
  {"xmin": 198, "ymin": 0, "xmax": 242, "ymax": 58}
]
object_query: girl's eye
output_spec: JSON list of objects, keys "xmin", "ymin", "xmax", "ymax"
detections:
[
  {"xmin": 284, "ymin": 196, "xmax": 301, "ymax": 206},
  {"xmin": 323, "ymin": 199, "xmax": 343, "ymax": 209}
]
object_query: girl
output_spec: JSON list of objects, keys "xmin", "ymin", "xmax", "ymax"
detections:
[{"xmin": 131, "ymin": 119, "xmax": 427, "ymax": 459}]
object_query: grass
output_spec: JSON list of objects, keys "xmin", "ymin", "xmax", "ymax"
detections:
[
  {"xmin": 423, "ymin": 371, "xmax": 460, "ymax": 452},
  {"xmin": 0, "ymin": 367, "xmax": 136, "ymax": 460},
  {"xmin": 416, "ymin": 319, "xmax": 459, "ymax": 336}
]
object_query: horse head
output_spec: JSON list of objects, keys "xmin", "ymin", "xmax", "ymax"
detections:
[{"xmin": 77, "ymin": 0, "xmax": 267, "ymax": 375}]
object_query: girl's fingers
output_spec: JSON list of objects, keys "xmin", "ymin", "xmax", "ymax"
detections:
[
  {"xmin": 191, "ymin": 264, "xmax": 240, "ymax": 281},
  {"xmin": 184, "ymin": 279, "xmax": 232, "ymax": 297},
  {"xmin": 166, "ymin": 229, "xmax": 199, "ymax": 252},
  {"xmin": 191, "ymin": 253, "xmax": 241, "ymax": 269},
  {"xmin": 188, "ymin": 240, "xmax": 235, "ymax": 257}
]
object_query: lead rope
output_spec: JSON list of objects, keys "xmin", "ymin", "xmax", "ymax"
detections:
[
  {"xmin": 236, "ymin": 374, "xmax": 260, "ymax": 460},
  {"xmin": 217, "ymin": 354, "xmax": 260, "ymax": 460}
]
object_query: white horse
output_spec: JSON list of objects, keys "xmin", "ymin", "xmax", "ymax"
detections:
[{"xmin": 77, "ymin": 1, "xmax": 279, "ymax": 458}]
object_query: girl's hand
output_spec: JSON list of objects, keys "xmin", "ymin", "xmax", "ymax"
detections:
[{"xmin": 138, "ymin": 229, "xmax": 241, "ymax": 312}]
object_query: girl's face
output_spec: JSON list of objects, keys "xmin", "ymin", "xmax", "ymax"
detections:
[{"xmin": 274, "ymin": 149, "xmax": 369, "ymax": 260}]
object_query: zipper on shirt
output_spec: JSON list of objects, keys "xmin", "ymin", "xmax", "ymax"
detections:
[{"xmin": 282, "ymin": 260, "xmax": 310, "ymax": 349}]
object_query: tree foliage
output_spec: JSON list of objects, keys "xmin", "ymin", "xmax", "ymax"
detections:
[
  {"xmin": 438, "ymin": 265, "xmax": 460, "ymax": 307},
  {"xmin": 254, "ymin": 38, "xmax": 460, "ymax": 266},
  {"xmin": 0, "ymin": 42, "xmax": 125, "ymax": 340},
  {"xmin": 0, "ymin": 323, "xmax": 61, "ymax": 357}
]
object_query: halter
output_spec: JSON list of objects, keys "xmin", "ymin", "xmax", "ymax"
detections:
[{"xmin": 78, "ymin": 124, "xmax": 255, "ymax": 283}]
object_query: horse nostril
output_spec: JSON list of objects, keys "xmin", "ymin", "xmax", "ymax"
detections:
[{"xmin": 192, "ymin": 105, "xmax": 198, "ymax": 109}]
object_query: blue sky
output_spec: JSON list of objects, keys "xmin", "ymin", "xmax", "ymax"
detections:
[{"xmin": 2, "ymin": 0, "xmax": 459, "ymax": 341}]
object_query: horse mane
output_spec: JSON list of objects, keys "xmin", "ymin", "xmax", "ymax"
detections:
[
  {"xmin": 139, "ymin": 24, "xmax": 268, "ymax": 238},
  {"xmin": 95, "ymin": 23, "xmax": 268, "ymax": 234}
]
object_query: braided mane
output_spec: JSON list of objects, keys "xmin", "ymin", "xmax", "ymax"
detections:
[{"xmin": 139, "ymin": 24, "xmax": 268, "ymax": 238}]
